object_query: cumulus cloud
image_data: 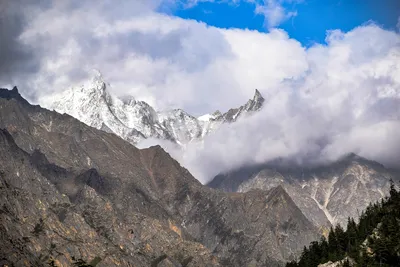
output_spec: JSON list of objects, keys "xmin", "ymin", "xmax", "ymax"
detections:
[
  {"xmin": 13, "ymin": 0, "xmax": 307, "ymax": 114},
  {"xmin": 2, "ymin": 1, "xmax": 400, "ymax": 183},
  {"xmin": 253, "ymin": 0, "xmax": 299, "ymax": 29},
  {"xmin": 0, "ymin": 0, "xmax": 42, "ymax": 92},
  {"xmin": 169, "ymin": 24, "xmax": 400, "ymax": 183},
  {"xmin": 141, "ymin": 24, "xmax": 400, "ymax": 183}
]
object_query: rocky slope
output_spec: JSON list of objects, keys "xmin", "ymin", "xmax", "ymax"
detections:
[
  {"xmin": 0, "ymin": 129, "xmax": 219, "ymax": 267},
  {"xmin": 41, "ymin": 72, "xmax": 265, "ymax": 145},
  {"xmin": 209, "ymin": 155, "xmax": 399, "ymax": 231},
  {"xmin": 0, "ymin": 87, "xmax": 316, "ymax": 266}
]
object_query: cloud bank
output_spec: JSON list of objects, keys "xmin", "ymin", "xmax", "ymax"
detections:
[
  {"xmin": 0, "ymin": 0, "xmax": 41, "ymax": 92},
  {"xmin": 1, "ymin": 1, "xmax": 400, "ymax": 183}
]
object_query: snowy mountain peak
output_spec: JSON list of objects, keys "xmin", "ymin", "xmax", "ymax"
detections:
[
  {"xmin": 42, "ymin": 76, "xmax": 265, "ymax": 145},
  {"xmin": 211, "ymin": 89, "xmax": 265, "ymax": 123},
  {"xmin": 85, "ymin": 70, "xmax": 108, "ymax": 95},
  {"xmin": 245, "ymin": 88, "xmax": 264, "ymax": 112},
  {"xmin": 198, "ymin": 113, "xmax": 215, "ymax": 122},
  {"xmin": 91, "ymin": 69, "xmax": 105, "ymax": 82}
]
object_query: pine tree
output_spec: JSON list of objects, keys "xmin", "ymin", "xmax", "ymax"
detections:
[{"xmin": 286, "ymin": 182, "xmax": 400, "ymax": 267}]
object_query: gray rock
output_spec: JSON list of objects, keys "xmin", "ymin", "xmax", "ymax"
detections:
[{"xmin": 0, "ymin": 87, "xmax": 317, "ymax": 266}]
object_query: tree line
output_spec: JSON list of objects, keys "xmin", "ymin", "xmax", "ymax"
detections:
[{"xmin": 286, "ymin": 180, "xmax": 400, "ymax": 267}]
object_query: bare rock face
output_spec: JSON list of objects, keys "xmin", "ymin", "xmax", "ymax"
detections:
[
  {"xmin": 0, "ymin": 129, "xmax": 219, "ymax": 267},
  {"xmin": 0, "ymin": 87, "xmax": 317, "ymax": 266},
  {"xmin": 208, "ymin": 155, "xmax": 399, "ymax": 230}
]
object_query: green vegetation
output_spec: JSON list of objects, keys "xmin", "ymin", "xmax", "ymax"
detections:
[{"xmin": 287, "ymin": 180, "xmax": 400, "ymax": 267}]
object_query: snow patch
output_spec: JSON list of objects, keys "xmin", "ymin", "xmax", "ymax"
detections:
[{"xmin": 198, "ymin": 114, "xmax": 213, "ymax": 122}]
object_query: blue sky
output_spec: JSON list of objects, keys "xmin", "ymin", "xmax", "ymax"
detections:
[{"xmin": 168, "ymin": 0, "xmax": 400, "ymax": 46}]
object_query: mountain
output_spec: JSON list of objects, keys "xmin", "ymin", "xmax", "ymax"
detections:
[
  {"xmin": 209, "ymin": 154, "xmax": 399, "ymax": 230},
  {"xmin": 41, "ymin": 72, "xmax": 265, "ymax": 145},
  {"xmin": 286, "ymin": 181, "xmax": 400, "ymax": 267},
  {"xmin": 0, "ymin": 87, "xmax": 316, "ymax": 266}
]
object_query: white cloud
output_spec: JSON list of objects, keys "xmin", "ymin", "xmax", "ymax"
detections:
[
  {"xmin": 4, "ymin": 1, "xmax": 400, "ymax": 183},
  {"xmin": 18, "ymin": 2, "xmax": 307, "ymax": 114},
  {"xmin": 177, "ymin": 0, "xmax": 300, "ymax": 29},
  {"xmin": 254, "ymin": 0, "xmax": 298, "ymax": 29},
  {"xmin": 143, "ymin": 24, "xmax": 400, "ymax": 183}
]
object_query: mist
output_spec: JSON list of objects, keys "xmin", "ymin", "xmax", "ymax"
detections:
[{"xmin": 139, "ymin": 25, "xmax": 400, "ymax": 184}]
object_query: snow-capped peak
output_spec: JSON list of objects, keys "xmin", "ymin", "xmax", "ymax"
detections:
[
  {"xmin": 244, "ymin": 89, "xmax": 264, "ymax": 112},
  {"xmin": 41, "ymin": 73, "xmax": 265, "ymax": 146},
  {"xmin": 198, "ymin": 114, "xmax": 214, "ymax": 122},
  {"xmin": 82, "ymin": 70, "xmax": 109, "ymax": 95}
]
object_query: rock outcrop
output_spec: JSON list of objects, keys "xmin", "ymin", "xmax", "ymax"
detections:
[{"xmin": 0, "ymin": 87, "xmax": 317, "ymax": 266}]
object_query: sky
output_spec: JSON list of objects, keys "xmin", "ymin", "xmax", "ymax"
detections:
[
  {"xmin": 1, "ymin": 0, "xmax": 400, "ymax": 182},
  {"xmin": 171, "ymin": 0, "xmax": 400, "ymax": 46}
]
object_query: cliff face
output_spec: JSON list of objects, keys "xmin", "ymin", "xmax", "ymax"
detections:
[
  {"xmin": 0, "ymin": 87, "xmax": 317, "ymax": 266},
  {"xmin": 209, "ymin": 155, "xmax": 399, "ymax": 230},
  {"xmin": 0, "ymin": 128, "xmax": 220, "ymax": 266}
]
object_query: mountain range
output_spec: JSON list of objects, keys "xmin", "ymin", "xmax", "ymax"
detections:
[
  {"xmin": 0, "ymin": 86, "xmax": 316, "ymax": 266},
  {"xmin": 41, "ymin": 72, "xmax": 265, "ymax": 145},
  {"xmin": 209, "ymin": 154, "xmax": 398, "ymax": 230},
  {"xmin": 40, "ymin": 73, "xmax": 399, "ymax": 231},
  {"xmin": 0, "ymin": 82, "xmax": 398, "ymax": 266}
]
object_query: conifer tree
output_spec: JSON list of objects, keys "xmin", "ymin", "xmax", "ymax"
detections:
[{"xmin": 286, "ymin": 181, "xmax": 400, "ymax": 267}]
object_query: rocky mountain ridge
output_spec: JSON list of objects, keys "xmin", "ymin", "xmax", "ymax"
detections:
[
  {"xmin": 40, "ymin": 72, "xmax": 265, "ymax": 145},
  {"xmin": 209, "ymin": 154, "xmax": 399, "ymax": 230},
  {"xmin": 0, "ymin": 87, "xmax": 316, "ymax": 266}
]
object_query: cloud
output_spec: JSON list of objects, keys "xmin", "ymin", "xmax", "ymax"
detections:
[
  {"xmin": 3, "ymin": 1, "xmax": 400, "ymax": 184},
  {"xmin": 17, "ymin": 1, "xmax": 305, "ymax": 113},
  {"xmin": 253, "ymin": 0, "xmax": 299, "ymax": 29},
  {"xmin": 142, "ymin": 24, "xmax": 400, "ymax": 183},
  {"xmin": 0, "ymin": 0, "xmax": 42, "ymax": 90},
  {"xmin": 177, "ymin": 0, "xmax": 300, "ymax": 29}
]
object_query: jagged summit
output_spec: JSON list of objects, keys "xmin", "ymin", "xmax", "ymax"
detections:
[
  {"xmin": 253, "ymin": 88, "xmax": 263, "ymax": 101},
  {"xmin": 40, "ymin": 76, "xmax": 266, "ymax": 145},
  {"xmin": 88, "ymin": 69, "xmax": 108, "ymax": 93},
  {"xmin": 252, "ymin": 88, "xmax": 264, "ymax": 108},
  {"xmin": 0, "ymin": 87, "xmax": 21, "ymax": 99},
  {"xmin": 0, "ymin": 86, "xmax": 34, "ymax": 107},
  {"xmin": 211, "ymin": 89, "xmax": 265, "ymax": 123},
  {"xmin": 243, "ymin": 88, "xmax": 265, "ymax": 113}
]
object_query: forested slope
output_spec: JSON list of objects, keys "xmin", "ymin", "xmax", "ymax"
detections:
[{"xmin": 287, "ymin": 180, "xmax": 400, "ymax": 267}]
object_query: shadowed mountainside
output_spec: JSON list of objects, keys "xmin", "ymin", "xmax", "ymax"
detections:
[{"xmin": 0, "ymin": 87, "xmax": 317, "ymax": 266}]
